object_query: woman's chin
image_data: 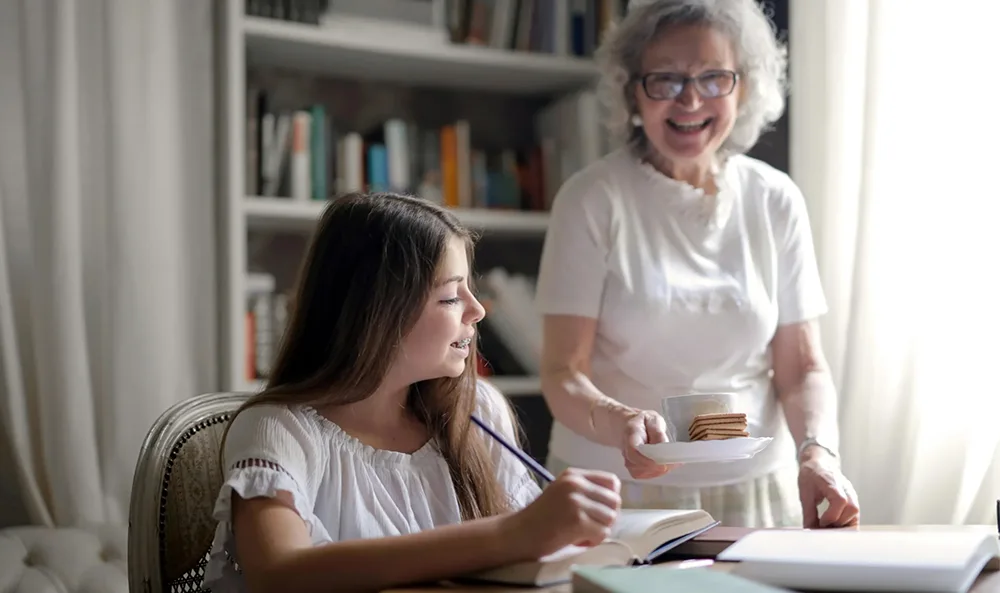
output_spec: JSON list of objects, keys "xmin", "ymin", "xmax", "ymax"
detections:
[
  {"xmin": 660, "ymin": 142, "xmax": 716, "ymax": 164},
  {"xmin": 653, "ymin": 132, "xmax": 722, "ymax": 166}
]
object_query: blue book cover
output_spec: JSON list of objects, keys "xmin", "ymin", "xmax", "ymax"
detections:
[{"xmin": 367, "ymin": 144, "xmax": 388, "ymax": 193}]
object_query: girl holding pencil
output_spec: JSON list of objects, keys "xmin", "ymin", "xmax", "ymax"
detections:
[{"xmin": 203, "ymin": 193, "xmax": 621, "ymax": 593}]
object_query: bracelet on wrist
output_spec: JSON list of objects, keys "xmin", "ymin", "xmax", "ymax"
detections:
[
  {"xmin": 588, "ymin": 398, "xmax": 634, "ymax": 436},
  {"xmin": 797, "ymin": 437, "xmax": 838, "ymax": 462},
  {"xmin": 587, "ymin": 398, "xmax": 601, "ymax": 433}
]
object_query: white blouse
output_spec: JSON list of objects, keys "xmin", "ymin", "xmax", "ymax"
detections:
[
  {"xmin": 535, "ymin": 149, "xmax": 828, "ymax": 488},
  {"xmin": 203, "ymin": 381, "xmax": 542, "ymax": 593}
]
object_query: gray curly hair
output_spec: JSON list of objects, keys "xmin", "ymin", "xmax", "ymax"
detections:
[{"xmin": 597, "ymin": 0, "xmax": 788, "ymax": 160}]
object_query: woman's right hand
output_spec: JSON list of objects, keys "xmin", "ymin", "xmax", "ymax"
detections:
[
  {"xmin": 501, "ymin": 468, "xmax": 622, "ymax": 560},
  {"xmin": 616, "ymin": 408, "xmax": 679, "ymax": 480}
]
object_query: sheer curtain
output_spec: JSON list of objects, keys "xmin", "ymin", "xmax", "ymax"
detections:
[
  {"xmin": 789, "ymin": 0, "xmax": 1000, "ymax": 526},
  {"xmin": 0, "ymin": 0, "xmax": 217, "ymax": 527}
]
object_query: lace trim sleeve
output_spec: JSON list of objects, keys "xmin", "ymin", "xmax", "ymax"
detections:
[
  {"xmin": 203, "ymin": 459, "xmax": 333, "ymax": 589},
  {"xmin": 202, "ymin": 405, "xmax": 331, "ymax": 591}
]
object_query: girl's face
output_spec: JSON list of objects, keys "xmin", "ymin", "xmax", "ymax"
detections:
[
  {"xmin": 634, "ymin": 24, "xmax": 741, "ymax": 170},
  {"xmin": 398, "ymin": 235, "xmax": 486, "ymax": 382}
]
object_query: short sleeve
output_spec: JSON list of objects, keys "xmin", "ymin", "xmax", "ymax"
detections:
[
  {"xmin": 204, "ymin": 405, "xmax": 331, "ymax": 588},
  {"xmin": 475, "ymin": 380, "xmax": 542, "ymax": 510},
  {"xmin": 774, "ymin": 180, "xmax": 828, "ymax": 325},
  {"xmin": 535, "ymin": 168, "xmax": 613, "ymax": 319}
]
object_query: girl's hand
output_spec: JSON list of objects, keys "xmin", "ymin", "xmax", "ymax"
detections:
[
  {"xmin": 617, "ymin": 409, "xmax": 680, "ymax": 480},
  {"xmin": 501, "ymin": 468, "xmax": 622, "ymax": 560}
]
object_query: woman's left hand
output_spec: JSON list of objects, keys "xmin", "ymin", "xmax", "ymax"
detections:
[{"xmin": 797, "ymin": 449, "xmax": 860, "ymax": 528}]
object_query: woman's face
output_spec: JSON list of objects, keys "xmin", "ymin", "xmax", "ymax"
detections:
[
  {"xmin": 397, "ymin": 235, "xmax": 486, "ymax": 382},
  {"xmin": 633, "ymin": 24, "xmax": 741, "ymax": 171}
]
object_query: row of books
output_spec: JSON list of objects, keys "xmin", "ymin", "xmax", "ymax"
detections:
[
  {"xmin": 245, "ymin": 273, "xmax": 287, "ymax": 381},
  {"xmin": 243, "ymin": 268, "xmax": 542, "ymax": 381},
  {"xmin": 246, "ymin": 0, "xmax": 626, "ymax": 60},
  {"xmin": 245, "ymin": 88, "xmax": 604, "ymax": 211},
  {"xmin": 449, "ymin": 0, "xmax": 626, "ymax": 58}
]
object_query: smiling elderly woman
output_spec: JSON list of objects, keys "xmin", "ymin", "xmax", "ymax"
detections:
[{"xmin": 535, "ymin": 0, "xmax": 861, "ymax": 529}]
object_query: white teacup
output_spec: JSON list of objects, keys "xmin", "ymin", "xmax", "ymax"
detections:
[{"xmin": 661, "ymin": 392, "xmax": 740, "ymax": 442}]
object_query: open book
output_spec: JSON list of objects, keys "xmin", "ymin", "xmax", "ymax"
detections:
[{"xmin": 460, "ymin": 508, "xmax": 720, "ymax": 586}]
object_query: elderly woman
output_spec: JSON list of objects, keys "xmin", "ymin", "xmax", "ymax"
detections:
[{"xmin": 535, "ymin": 0, "xmax": 860, "ymax": 528}]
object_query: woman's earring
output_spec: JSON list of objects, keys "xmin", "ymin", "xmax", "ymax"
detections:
[{"xmin": 630, "ymin": 113, "xmax": 643, "ymax": 127}]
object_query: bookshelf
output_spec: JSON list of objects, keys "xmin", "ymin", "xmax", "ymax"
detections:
[
  {"xmin": 243, "ymin": 15, "xmax": 599, "ymax": 94},
  {"xmin": 244, "ymin": 195, "xmax": 551, "ymax": 234},
  {"xmin": 217, "ymin": 0, "xmax": 615, "ymax": 402}
]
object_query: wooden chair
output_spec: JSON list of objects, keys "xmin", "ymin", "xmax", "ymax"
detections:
[{"xmin": 127, "ymin": 392, "xmax": 251, "ymax": 593}]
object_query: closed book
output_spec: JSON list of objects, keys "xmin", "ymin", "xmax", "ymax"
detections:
[{"xmin": 718, "ymin": 528, "xmax": 1000, "ymax": 593}]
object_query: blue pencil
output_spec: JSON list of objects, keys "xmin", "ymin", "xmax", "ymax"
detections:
[{"xmin": 470, "ymin": 414, "xmax": 555, "ymax": 483}]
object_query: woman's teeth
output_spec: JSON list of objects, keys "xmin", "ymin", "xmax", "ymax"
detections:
[
  {"xmin": 451, "ymin": 337, "xmax": 471, "ymax": 348},
  {"xmin": 668, "ymin": 118, "xmax": 712, "ymax": 132}
]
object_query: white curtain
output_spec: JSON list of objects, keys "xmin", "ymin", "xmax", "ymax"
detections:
[
  {"xmin": 790, "ymin": 0, "xmax": 1000, "ymax": 526},
  {"xmin": 0, "ymin": 0, "xmax": 218, "ymax": 527}
]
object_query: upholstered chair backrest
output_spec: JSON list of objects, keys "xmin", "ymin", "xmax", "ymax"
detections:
[{"xmin": 128, "ymin": 392, "xmax": 251, "ymax": 593}]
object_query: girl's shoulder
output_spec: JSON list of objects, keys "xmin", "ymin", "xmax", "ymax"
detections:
[
  {"xmin": 224, "ymin": 402, "xmax": 359, "ymax": 463},
  {"xmin": 226, "ymin": 402, "xmax": 322, "ymax": 439}
]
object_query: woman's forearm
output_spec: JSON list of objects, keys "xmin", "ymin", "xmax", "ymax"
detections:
[
  {"xmin": 771, "ymin": 320, "xmax": 841, "ymax": 463},
  {"xmin": 540, "ymin": 315, "xmax": 638, "ymax": 448},
  {"xmin": 776, "ymin": 368, "xmax": 841, "ymax": 461},
  {"xmin": 253, "ymin": 515, "xmax": 525, "ymax": 593},
  {"xmin": 541, "ymin": 368, "xmax": 635, "ymax": 448}
]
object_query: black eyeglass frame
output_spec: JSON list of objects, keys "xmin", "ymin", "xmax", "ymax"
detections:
[{"xmin": 635, "ymin": 70, "xmax": 740, "ymax": 101}]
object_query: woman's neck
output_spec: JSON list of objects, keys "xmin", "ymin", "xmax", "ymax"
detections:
[{"xmin": 648, "ymin": 152, "xmax": 718, "ymax": 193}]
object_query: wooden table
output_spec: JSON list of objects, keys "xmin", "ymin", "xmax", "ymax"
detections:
[{"xmin": 385, "ymin": 525, "xmax": 1000, "ymax": 593}]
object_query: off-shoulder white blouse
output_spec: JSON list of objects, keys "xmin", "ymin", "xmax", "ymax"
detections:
[{"xmin": 203, "ymin": 381, "xmax": 542, "ymax": 593}]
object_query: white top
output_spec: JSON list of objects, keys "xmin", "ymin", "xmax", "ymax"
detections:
[
  {"xmin": 535, "ymin": 149, "xmax": 828, "ymax": 488},
  {"xmin": 203, "ymin": 381, "xmax": 542, "ymax": 593}
]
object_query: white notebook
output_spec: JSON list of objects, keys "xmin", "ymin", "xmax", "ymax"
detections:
[{"xmin": 717, "ymin": 529, "xmax": 999, "ymax": 593}]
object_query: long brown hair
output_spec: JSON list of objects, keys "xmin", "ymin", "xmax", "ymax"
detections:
[{"xmin": 221, "ymin": 192, "xmax": 514, "ymax": 520}]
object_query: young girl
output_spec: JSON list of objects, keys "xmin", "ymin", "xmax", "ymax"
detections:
[{"xmin": 203, "ymin": 193, "xmax": 623, "ymax": 593}]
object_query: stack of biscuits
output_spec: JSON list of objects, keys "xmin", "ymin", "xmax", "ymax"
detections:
[{"xmin": 688, "ymin": 412, "xmax": 749, "ymax": 441}]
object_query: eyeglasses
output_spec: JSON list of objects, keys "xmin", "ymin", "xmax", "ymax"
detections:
[{"xmin": 637, "ymin": 70, "xmax": 739, "ymax": 101}]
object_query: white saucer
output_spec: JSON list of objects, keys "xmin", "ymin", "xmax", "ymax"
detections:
[{"xmin": 636, "ymin": 437, "xmax": 773, "ymax": 464}]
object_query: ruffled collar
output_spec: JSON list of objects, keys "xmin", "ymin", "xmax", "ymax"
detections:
[{"xmin": 628, "ymin": 151, "xmax": 736, "ymax": 232}]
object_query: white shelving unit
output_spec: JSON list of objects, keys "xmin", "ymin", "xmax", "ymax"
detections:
[
  {"xmin": 244, "ymin": 196, "xmax": 551, "ymax": 235},
  {"xmin": 243, "ymin": 15, "xmax": 598, "ymax": 94},
  {"xmin": 218, "ymin": 0, "xmax": 594, "ymax": 398}
]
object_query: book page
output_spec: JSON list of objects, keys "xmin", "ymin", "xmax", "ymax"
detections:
[{"xmin": 610, "ymin": 508, "xmax": 714, "ymax": 558}]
